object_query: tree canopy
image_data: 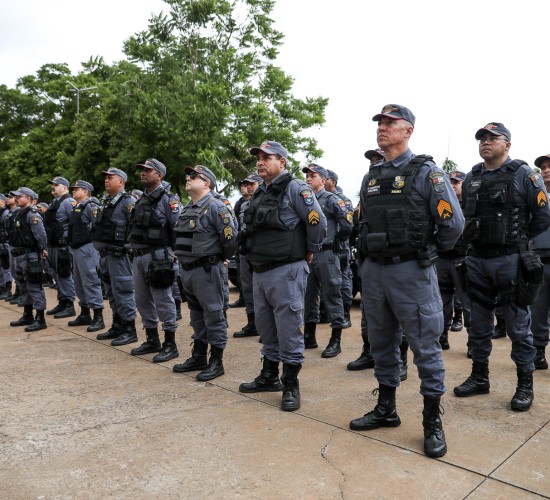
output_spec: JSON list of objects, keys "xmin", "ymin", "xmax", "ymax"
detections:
[{"xmin": 0, "ymin": 0, "xmax": 328, "ymax": 200}]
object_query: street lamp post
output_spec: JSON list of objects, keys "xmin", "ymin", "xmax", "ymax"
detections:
[{"xmin": 66, "ymin": 80, "xmax": 97, "ymax": 114}]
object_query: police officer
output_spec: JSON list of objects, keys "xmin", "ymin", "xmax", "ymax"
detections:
[
  {"xmin": 530, "ymin": 153, "xmax": 550, "ymax": 370},
  {"xmin": 302, "ymin": 164, "xmax": 353, "ymax": 358},
  {"xmin": 44, "ymin": 176, "xmax": 77, "ymax": 319},
  {"xmin": 90, "ymin": 168, "xmax": 137, "ymax": 344},
  {"xmin": 238, "ymin": 141, "xmax": 327, "ymax": 412},
  {"xmin": 436, "ymin": 170, "xmax": 471, "ymax": 351},
  {"xmin": 127, "ymin": 159, "xmax": 181, "ymax": 362},
  {"xmin": 172, "ymin": 165, "xmax": 237, "ymax": 381},
  {"xmin": 233, "ymin": 173, "xmax": 263, "ymax": 338},
  {"xmin": 67, "ymin": 180, "xmax": 105, "ymax": 332},
  {"xmin": 325, "ymin": 169, "xmax": 354, "ymax": 327},
  {"xmin": 0, "ymin": 194, "xmax": 13, "ymax": 299},
  {"xmin": 350, "ymin": 105, "xmax": 464, "ymax": 459},
  {"xmin": 454, "ymin": 123, "xmax": 550, "ymax": 412},
  {"xmin": 8, "ymin": 187, "xmax": 48, "ymax": 332},
  {"xmin": 4, "ymin": 193, "xmax": 21, "ymax": 303},
  {"xmin": 131, "ymin": 189, "xmax": 143, "ymax": 201}
]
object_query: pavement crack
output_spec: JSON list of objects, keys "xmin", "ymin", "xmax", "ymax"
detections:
[{"xmin": 321, "ymin": 429, "xmax": 345, "ymax": 499}]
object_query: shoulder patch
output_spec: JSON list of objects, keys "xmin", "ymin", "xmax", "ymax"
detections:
[
  {"xmin": 169, "ymin": 198, "xmax": 180, "ymax": 213},
  {"xmin": 70, "ymin": 201, "xmax": 77, "ymax": 207},
  {"xmin": 336, "ymin": 199, "xmax": 347, "ymax": 212},
  {"xmin": 437, "ymin": 199, "xmax": 453, "ymax": 220},
  {"xmin": 127, "ymin": 203, "xmax": 135, "ymax": 213},
  {"xmin": 300, "ymin": 188, "xmax": 315, "ymax": 206},
  {"xmin": 308, "ymin": 209, "xmax": 320, "ymax": 225},
  {"xmin": 537, "ymin": 191, "xmax": 548, "ymax": 207},
  {"xmin": 218, "ymin": 206, "xmax": 231, "ymax": 225},
  {"xmin": 430, "ymin": 173, "xmax": 446, "ymax": 194},
  {"xmin": 31, "ymin": 215, "xmax": 40, "ymax": 225},
  {"xmin": 223, "ymin": 226, "xmax": 233, "ymax": 239},
  {"xmin": 529, "ymin": 172, "xmax": 544, "ymax": 188}
]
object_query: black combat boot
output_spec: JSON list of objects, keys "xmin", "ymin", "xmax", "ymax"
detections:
[
  {"xmin": 492, "ymin": 316, "xmax": 506, "ymax": 339},
  {"xmin": 422, "ymin": 395, "xmax": 447, "ymax": 458},
  {"xmin": 534, "ymin": 346, "xmax": 548, "ymax": 370},
  {"xmin": 25, "ymin": 310, "xmax": 47, "ymax": 332},
  {"xmin": 175, "ymin": 299, "xmax": 182, "ymax": 320},
  {"xmin": 8, "ymin": 284, "xmax": 20, "ymax": 303},
  {"xmin": 450, "ymin": 310, "xmax": 463, "ymax": 332},
  {"xmin": 453, "ymin": 360, "xmax": 490, "ymax": 397},
  {"xmin": 303, "ymin": 322, "xmax": 318, "ymax": 349},
  {"xmin": 399, "ymin": 340, "xmax": 408, "ymax": 382},
  {"xmin": 96, "ymin": 312, "xmax": 122, "ymax": 340},
  {"xmin": 111, "ymin": 319, "xmax": 138, "ymax": 346},
  {"xmin": 196, "ymin": 345, "xmax": 224, "ymax": 381},
  {"xmin": 233, "ymin": 312, "xmax": 259, "ymax": 338},
  {"xmin": 47, "ymin": 300, "xmax": 64, "ymax": 315},
  {"xmin": 173, "ymin": 340, "xmax": 208, "ymax": 373},
  {"xmin": 239, "ymin": 357, "xmax": 283, "ymax": 393},
  {"xmin": 10, "ymin": 304, "xmax": 34, "ymax": 327},
  {"xmin": 349, "ymin": 384, "xmax": 401, "ymax": 431},
  {"xmin": 0, "ymin": 282, "xmax": 11, "ymax": 300},
  {"xmin": 87, "ymin": 309, "xmax": 105, "ymax": 333},
  {"xmin": 322, "ymin": 328, "xmax": 342, "ymax": 358},
  {"xmin": 131, "ymin": 327, "xmax": 162, "ymax": 356},
  {"xmin": 347, "ymin": 334, "xmax": 375, "ymax": 371},
  {"xmin": 342, "ymin": 303, "xmax": 352, "ymax": 329},
  {"xmin": 439, "ymin": 330, "xmax": 450, "ymax": 350},
  {"xmin": 153, "ymin": 330, "xmax": 179, "ymax": 363},
  {"xmin": 511, "ymin": 368, "xmax": 534, "ymax": 411},
  {"xmin": 53, "ymin": 300, "xmax": 76, "ymax": 319},
  {"xmin": 281, "ymin": 363, "xmax": 301, "ymax": 411},
  {"xmin": 68, "ymin": 306, "xmax": 92, "ymax": 326},
  {"xmin": 228, "ymin": 294, "xmax": 245, "ymax": 308}
]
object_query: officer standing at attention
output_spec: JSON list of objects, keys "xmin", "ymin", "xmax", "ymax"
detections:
[
  {"xmin": 238, "ymin": 141, "xmax": 327, "ymax": 412},
  {"xmin": 350, "ymin": 105, "xmax": 464, "ymax": 458},
  {"xmin": 454, "ymin": 125, "xmax": 550, "ymax": 411},
  {"xmin": 8, "ymin": 188, "xmax": 48, "ymax": 332},
  {"xmin": 127, "ymin": 159, "xmax": 181, "ymax": 362},
  {"xmin": 324, "ymin": 170, "xmax": 354, "ymax": 328},
  {"xmin": 172, "ymin": 165, "xmax": 237, "ymax": 381},
  {"xmin": 233, "ymin": 173, "xmax": 263, "ymax": 338},
  {"xmin": 530, "ymin": 153, "xmax": 550, "ymax": 369},
  {"xmin": 44, "ymin": 177, "xmax": 77, "ymax": 319},
  {"xmin": 90, "ymin": 168, "xmax": 137, "ymax": 344},
  {"xmin": 67, "ymin": 180, "xmax": 105, "ymax": 332},
  {"xmin": 0, "ymin": 194, "xmax": 13, "ymax": 300},
  {"xmin": 302, "ymin": 164, "xmax": 353, "ymax": 357}
]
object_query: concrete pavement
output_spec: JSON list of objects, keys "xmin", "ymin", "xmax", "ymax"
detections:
[{"xmin": 1, "ymin": 287, "xmax": 549, "ymax": 499}]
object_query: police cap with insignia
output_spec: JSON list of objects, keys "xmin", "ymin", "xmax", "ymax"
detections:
[
  {"xmin": 69, "ymin": 180, "xmax": 94, "ymax": 193},
  {"xmin": 10, "ymin": 187, "xmax": 38, "ymax": 200},
  {"xmin": 242, "ymin": 173, "xmax": 262, "ymax": 184},
  {"xmin": 364, "ymin": 148, "xmax": 386, "ymax": 161},
  {"xmin": 48, "ymin": 176, "xmax": 70, "ymax": 187},
  {"xmin": 474, "ymin": 122, "xmax": 511, "ymax": 141},
  {"xmin": 326, "ymin": 170, "xmax": 338, "ymax": 182},
  {"xmin": 101, "ymin": 167, "xmax": 128, "ymax": 182},
  {"xmin": 136, "ymin": 158, "xmax": 167, "ymax": 176},
  {"xmin": 0, "ymin": 194, "xmax": 7, "ymax": 202},
  {"xmin": 372, "ymin": 104, "xmax": 415, "ymax": 126},
  {"xmin": 302, "ymin": 163, "xmax": 328, "ymax": 179},
  {"xmin": 535, "ymin": 154, "xmax": 550, "ymax": 168},
  {"xmin": 249, "ymin": 141, "xmax": 288, "ymax": 160},
  {"xmin": 450, "ymin": 171, "xmax": 466, "ymax": 181},
  {"xmin": 185, "ymin": 165, "xmax": 217, "ymax": 190}
]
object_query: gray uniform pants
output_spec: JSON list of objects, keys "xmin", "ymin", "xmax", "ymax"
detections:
[
  {"xmin": 47, "ymin": 246, "xmax": 76, "ymax": 302},
  {"xmin": 466, "ymin": 255, "xmax": 536, "ymax": 370},
  {"xmin": 181, "ymin": 261, "xmax": 227, "ymax": 348},
  {"xmin": 133, "ymin": 251, "xmax": 178, "ymax": 333},
  {"xmin": 436, "ymin": 257, "xmax": 471, "ymax": 331},
  {"xmin": 531, "ymin": 262, "xmax": 550, "ymax": 348},
  {"xmin": 73, "ymin": 243, "xmax": 103, "ymax": 310},
  {"xmin": 99, "ymin": 253, "xmax": 136, "ymax": 322},
  {"xmin": 361, "ymin": 259, "xmax": 445, "ymax": 397},
  {"xmin": 14, "ymin": 253, "xmax": 46, "ymax": 310},
  {"xmin": 253, "ymin": 261, "xmax": 309, "ymax": 365},
  {"xmin": 304, "ymin": 250, "xmax": 345, "ymax": 328},
  {"xmin": 239, "ymin": 256, "xmax": 254, "ymax": 315},
  {"xmin": 340, "ymin": 250, "xmax": 354, "ymax": 306}
]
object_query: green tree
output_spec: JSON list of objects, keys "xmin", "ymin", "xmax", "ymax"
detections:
[{"xmin": 440, "ymin": 157, "xmax": 458, "ymax": 174}]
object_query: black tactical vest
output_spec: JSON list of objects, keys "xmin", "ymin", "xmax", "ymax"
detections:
[
  {"xmin": 463, "ymin": 161, "xmax": 529, "ymax": 247},
  {"xmin": 68, "ymin": 199, "xmax": 94, "ymax": 249},
  {"xmin": 127, "ymin": 188, "xmax": 171, "ymax": 246},
  {"xmin": 317, "ymin": 190, "xmax": 339, "ymax": 245},
  {"xmin": 173, "ymin": 194, "xmax": 224, "ymax": 257},
  {"xmin": 361, "ymin": 155, "xmax": 435, "ymax": 258},
  {"xmin": 244, "ymin": 173, "xmax": 307, "ymax": 264},
  {"xmin": 44, "ymin": 193, "xmax": 70, "ymax": 245},
  {"xmin": 90, "ymin": 192, "xmax": 131, "ymax": 245},
  {"xmin": 0, "ymin": 206, "xmax": 7, "ymax": 243},
  {"xmin": 10, "ymin": 207, "xmax": 39, "ymax": 249}
]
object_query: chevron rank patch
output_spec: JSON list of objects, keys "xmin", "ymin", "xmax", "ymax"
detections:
[
  {"xmin": 437, "ymin": 199, "xmax": 453, "ymax": 219},
  {"xmin": 537, "ymin": 190, "xmax": 548, "ymax": 207},
  {"xmin": 430, "ymin": 173, "xmax": 446, "ymax": 194},
  {"xmin": 308, "ymin": 210, "xmax": 320, "ymax": 225},
  {"xmin": 224, "ymin": 226, "xmax": 233, "ymax": 239}
]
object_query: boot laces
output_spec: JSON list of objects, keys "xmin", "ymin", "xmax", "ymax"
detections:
[{"xmin": 424, "ymin": 403, "xmax": 444, "ymax": 434}]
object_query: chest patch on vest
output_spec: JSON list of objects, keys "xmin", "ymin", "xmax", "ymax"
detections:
[
  {"xmin": 301, "ymin": 189, "xmax": 314, "ymax": 206},
  {"xmin": 393, "ymin": 176, "xmax": 405, "ymax": 189},
  {"xmin": 367, "ymin": 185, "xmax": 380, "ymax": 195},
  {"xmin": 430, "ymin": 173, "xmax": 446, "ymax": 193},
  {"xmin": 189, "ymin": 220, "xmax": 197, "ymax": 229},
  {"xmin": 308, "ymin": 210, "xmax": 320, "ymax": 225},
  {"xmin": 537, "ymin": 191, "xmax": 548, "ymax": 207},
  {"xmin": 529, "ymin": 172, "xmax": 544, "ymax": 188},
  {"xmin": 437, "ymin": 199, "xmax": 453, "ymax": 220}
]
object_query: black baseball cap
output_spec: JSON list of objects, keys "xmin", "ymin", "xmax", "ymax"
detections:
[
  {"xmin": 372, "ymin": 104, "xmax": 415, "ymax": 126},
  {"xmin": 475, "ymin": 122, "xmax": 511, "ymax": 141}
]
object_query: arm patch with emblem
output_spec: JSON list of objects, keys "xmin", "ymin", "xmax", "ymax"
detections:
[
  {"xmin": 529, "ymin": 171, "xmax": 544, "ymax": 188},
  {"xmin": 430, "ymin": 173, "xmax": 446, "ymax": 193}
]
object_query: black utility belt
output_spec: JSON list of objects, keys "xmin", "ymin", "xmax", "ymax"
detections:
[
  {"xmin": 99, "ymin": 246, "xmax": 127, "ymax": 257},
  {"xmin": 250, "ymin": 260, "xmax": 296, "ymax": 273},
  {"xmin": 128, "ymin": 247, "xmax": 164, "ymax": 257},
  {"xmin": 11, "ymin": 247, "xmax": 38, "ymax": 256},
  {"xmin": 181, "ymin": 255, "xmax": 220, "ymax": 271},
  {"xmin": 469, "ymin": 247, "xmax": 523, "ymax": 258},
  {"xmin": 368, "ymin": 253, "xmax": 417, "ymax": 265}
]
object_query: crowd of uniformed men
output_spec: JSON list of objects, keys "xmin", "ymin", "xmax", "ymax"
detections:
[{"xmin": 1, "ymin": 103, "xmax": 550, "ymax": 459}]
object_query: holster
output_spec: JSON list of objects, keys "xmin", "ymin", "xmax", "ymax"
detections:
[
  {"xmin": 416, "ymin": 245, "xmax": 438, "ymax": 269},
  {"xmin": 147, "ymin": 249, "xmax": 176, "ymax": 288},
  {"xmin": 516, "ymin": 251, "xmax": 544, "ymax": 306},
  {"xmin": 26, "ymin": 259, "xmax": 44, "ymax": 284},
  {"xmin": 57, "ymin": 248, "xmax": 72, "ymax": 278},
  {"xmin": 0, "ymin": 246, "xmax": 9, "ymax": 269},
  {"xmin": 455, "ymin": 260, "xmax": 469, "ymax": 294}
]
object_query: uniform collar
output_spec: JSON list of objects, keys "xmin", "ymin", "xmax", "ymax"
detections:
[{"xmin": 381, "ymin": 148, "xmax": 413, "ymax": 168}]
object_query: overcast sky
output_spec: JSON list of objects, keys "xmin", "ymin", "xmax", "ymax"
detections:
[{"xmin": 2, "ymin": 0, "xmax": 549, "ymax": 202}]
